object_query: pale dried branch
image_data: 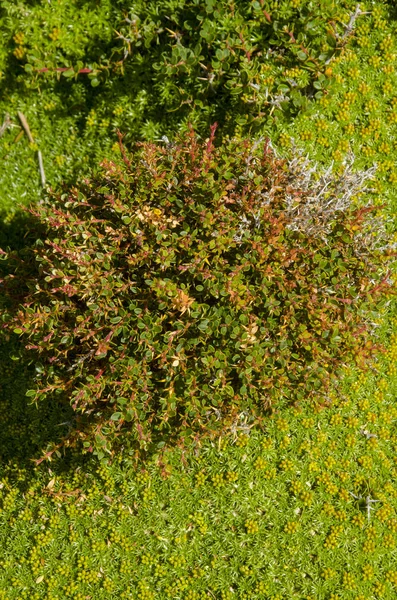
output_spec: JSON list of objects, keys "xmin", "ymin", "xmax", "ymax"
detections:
[
  {"xmin": 38, "ymin": 150, "xmax": 46, "ymax": 187},
  {"xmin": 324, "ymin": 4, "xmax": 372, "ymax": 64},
  {"xmin": 17, "ymin": 111, "xmax": 47, "ymax": 189},
  {"xmin": 339, "ymin": 4, "xmax": 372, "ymax": 42},
  {"xmin": 18, "ymin": 111, "xmax": 35, "ymax": 143},
  {"xmin": 0, "ymin": 113, "xmax": 11, "ymax": 138}
]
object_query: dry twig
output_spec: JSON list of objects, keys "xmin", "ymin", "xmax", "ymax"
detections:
[
  {"xmin": 339, "ymin": 4, "xmax": 372, "ymax": 42},
  {"xmin": 0, "ymin": 113, "xmax": 11, "ymax": 138},
  {"xmin": 17, "ymin": 111, "xmax": 34, "ymax": 143},
  {"xmin": 17, "ymin": 111, "xmax": 46, "ymax": 188},
  {"xmin": 325, "ymin": 4, "xmax": 372, "ymax": 64},
  {"xmin": 348, "ymin": 491, "xmax": 381, "ymax": 523}
]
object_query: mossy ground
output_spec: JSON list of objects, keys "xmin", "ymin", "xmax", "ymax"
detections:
[{"xmin": 1, "ymin": 317, "xmax": 397, "ymax": 599}]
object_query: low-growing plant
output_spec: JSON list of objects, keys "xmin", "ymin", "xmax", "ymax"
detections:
[
  {"xmin": 0, "ymin": 0, "xmax": 372, "ymax": 209},
  {"xmin": 0, "ymin": 126, "xmax": 395, "ymax": 462}
]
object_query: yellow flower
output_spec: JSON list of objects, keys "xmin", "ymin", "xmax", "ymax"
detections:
[
  {"xmin": 13, "ymin": 46, "xmax": 26, "ymax": 59},
  {"xmin": 13, "ymin": 32, "xmax": 25, "ymax": 45},
  {"xmin": 284, "ymin": 521, "xmax": 298, "ymax": 534}
]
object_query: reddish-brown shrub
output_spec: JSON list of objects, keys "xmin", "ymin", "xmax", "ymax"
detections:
[{"xmin": 1, "ymin": 126, "xmax": 395, "ymax": 463}]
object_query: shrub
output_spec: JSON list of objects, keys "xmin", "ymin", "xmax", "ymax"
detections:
[
  {"xmin": 0, "ymin": 127, "xmax": 395, "ymax": 462},
  {"xmin": 3, "ymin": 0, "xmax": 359, "ymax": 133},
  {"xmin": 0, "ymin": 0, "xmax": 369, "ymax": 208}
]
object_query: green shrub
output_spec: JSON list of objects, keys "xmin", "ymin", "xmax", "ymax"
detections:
[
  {"xmin": 0, "ymin": 127, "xmax": 395, "ymax": 462},
  {"xmin": 0, "ymin": 0, "xmax": 369, "ymax": 208},
  {"xmin": 2, "ymin": 0, "xmax": 358, "ymax": 132}
]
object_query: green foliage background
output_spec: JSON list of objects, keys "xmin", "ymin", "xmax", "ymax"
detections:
[
  {"xmin": 2, "ymin": 0, "xmax": 394, "ymax": 212},
  {"xmin": 1, "ymin": 1, "xmax": 397, "ymax": 599}
]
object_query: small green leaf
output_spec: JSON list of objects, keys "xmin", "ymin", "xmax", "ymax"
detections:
[
  {"xmin": 110, "ymin": 316, "xmax": 122, "ymax": 324},
  {"xmin": 13, "ymin": 328, "xmax": 23, "ymax": 334},
  {"xmin": 26, "ymin": 390, "xmax": 36, "ymax": 397},
  {"xmin": 278, "ymin": 84, "xmax": 290, "ymax": 93},
  {"xmin": 124, "ymin": 410, "xmax": 134, "ymax": 422},
  {"xmin": 110, "ymin": 412, "xmax": 122, "ymax": 421}
]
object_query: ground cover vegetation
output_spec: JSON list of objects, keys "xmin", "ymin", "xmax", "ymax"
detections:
[
  {"xmin": 0, "ymin": 0, "xmax": 387, "ymax": 211},
  {"xmin": 1, "ymin": 337, "xmax": 397, "ymax": 600},
  {"xmin": 1, "ymin": 0, "xmax": 397, "ymax": 598}
]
